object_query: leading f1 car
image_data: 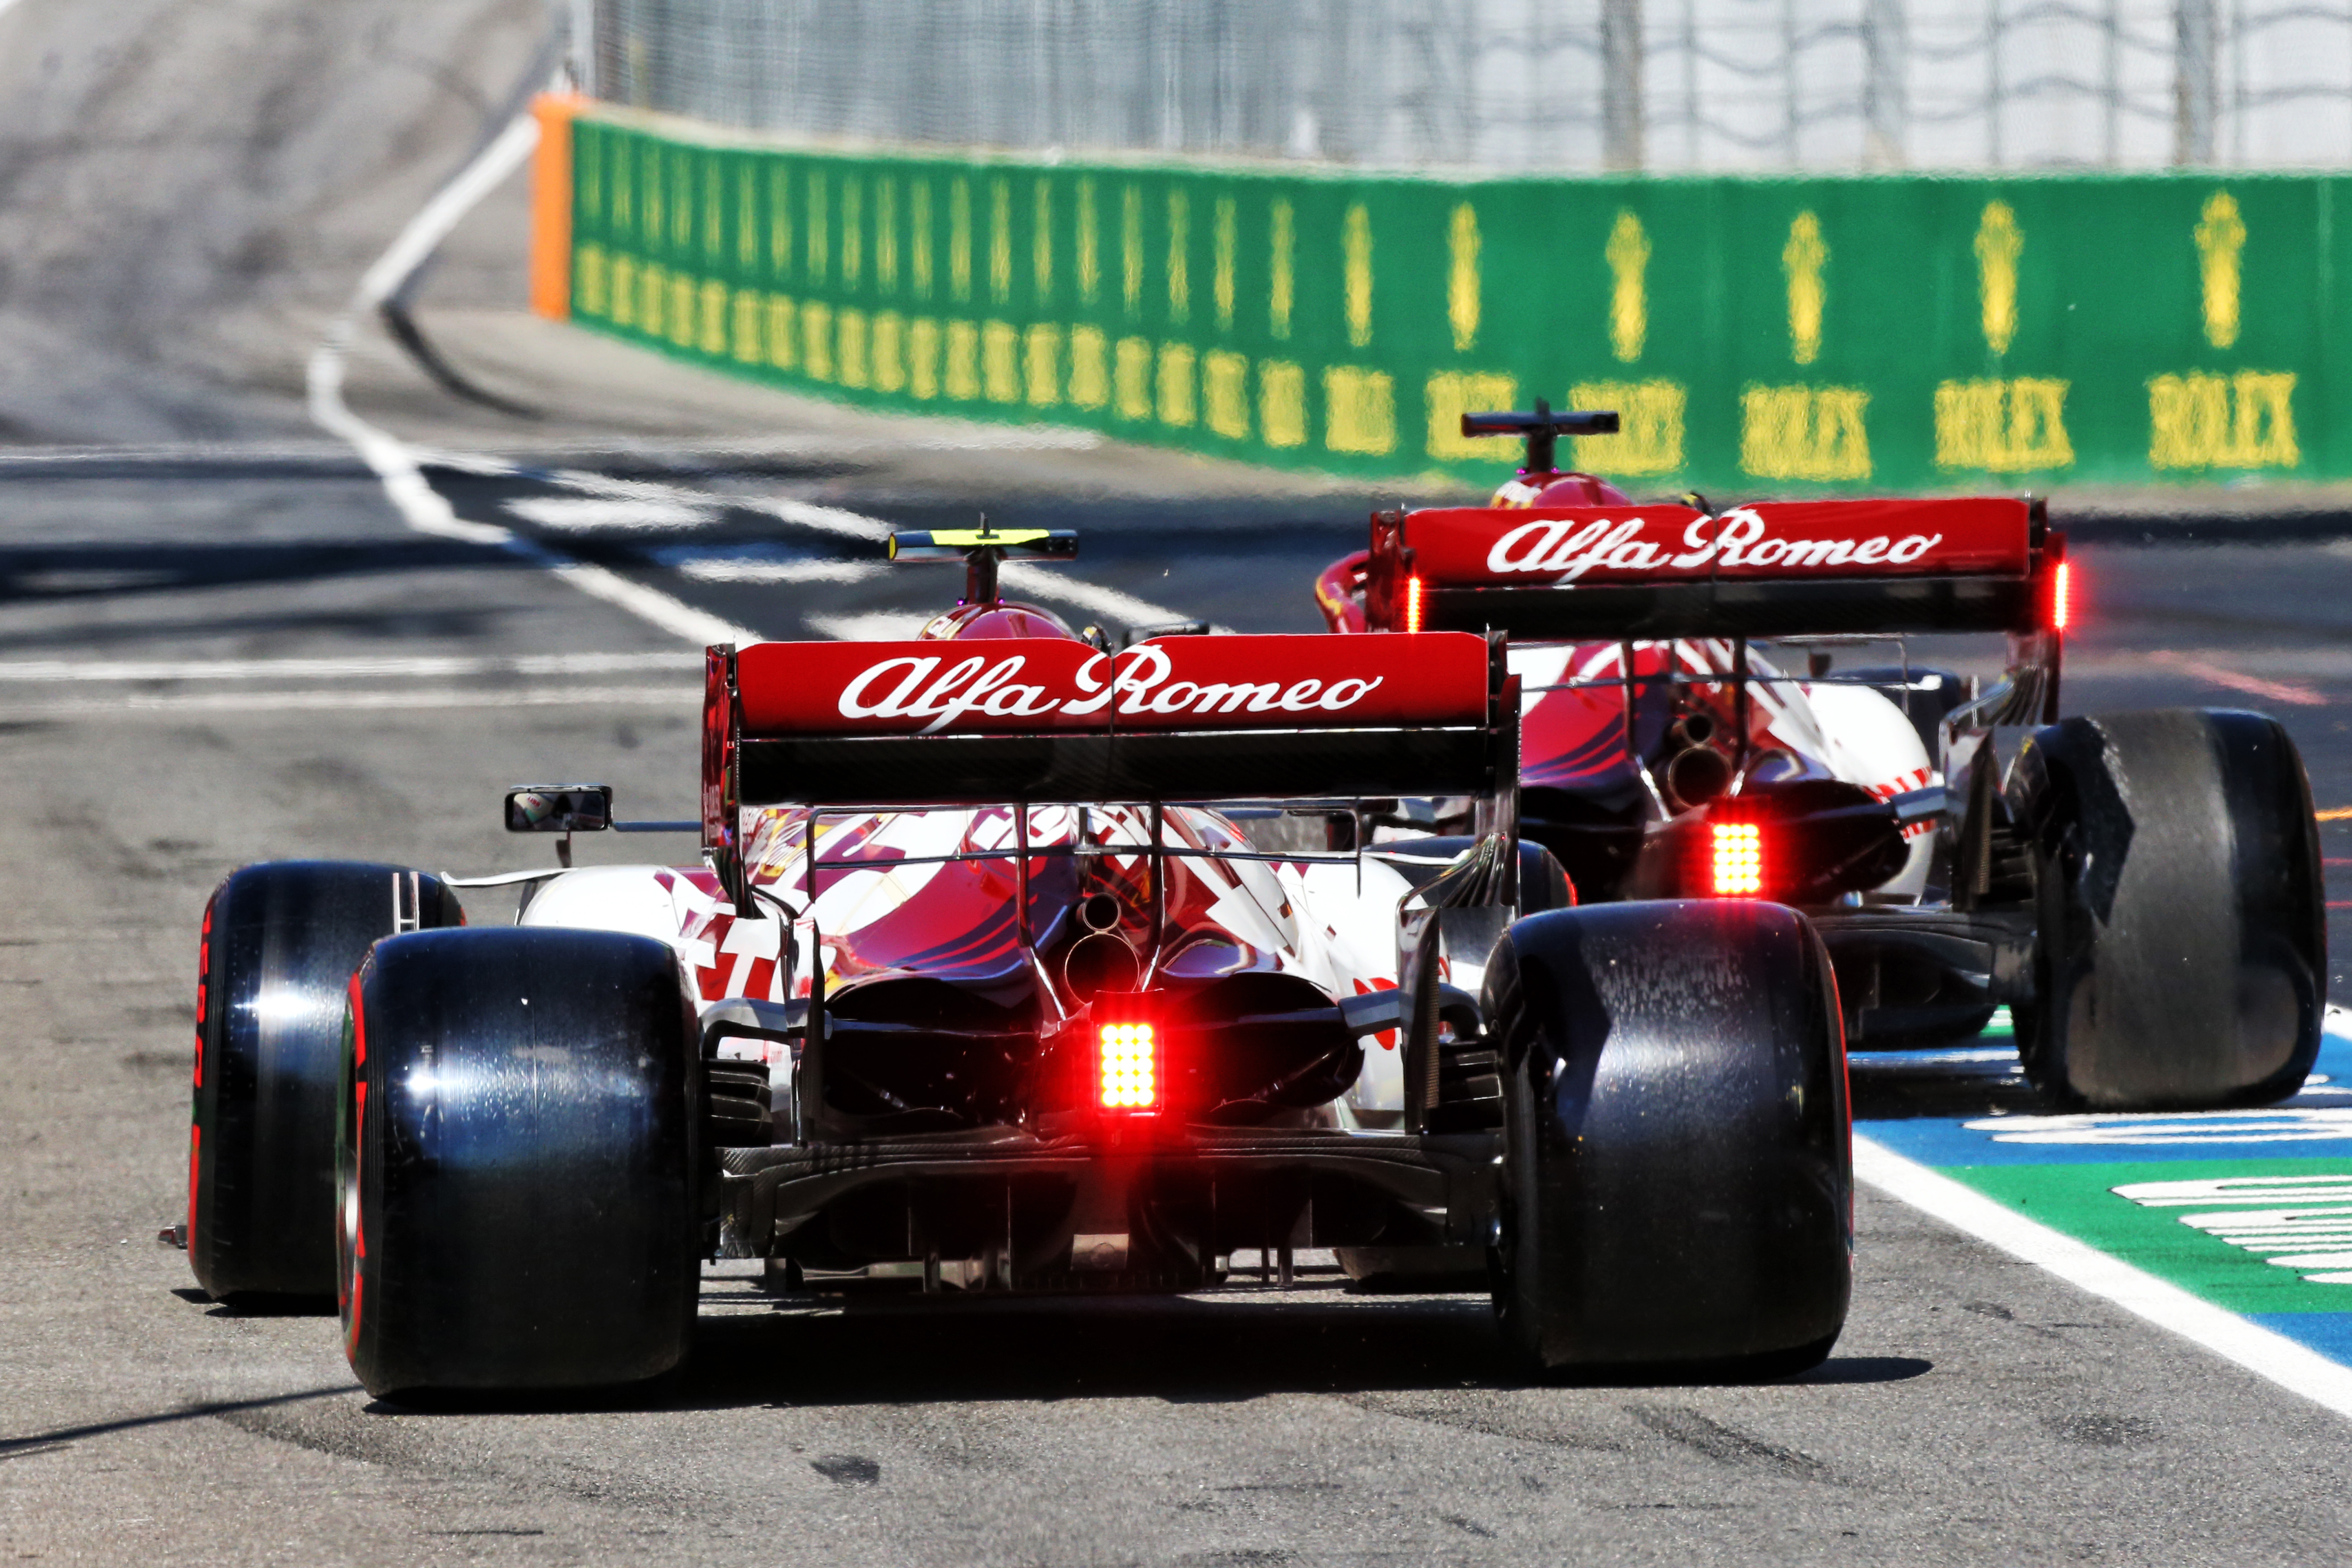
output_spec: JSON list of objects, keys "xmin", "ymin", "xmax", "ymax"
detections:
[
  {"xmin": 1317, "ymin": 404, "xmax": 2326, "ymax": 1111},
  {"xmin": 185, "ymin": 528, "xmax": 1852, "ymax": 1396}
]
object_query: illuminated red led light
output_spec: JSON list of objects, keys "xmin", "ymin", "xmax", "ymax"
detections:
[
  {"xmin": 1710, "ymin": 821, "xmax": 1765, "ymax": 897},
  {"xmin": 1098, "ymin": 1021, "xmax": 1158, "ymax": 1110},
  {"xmin": 2051, "ymin": 560, "xmax": 2073, "ymax": 632},
  {"xmin": 1403, "ymin": 575, "xmax": 1425, "ymax": 635}
]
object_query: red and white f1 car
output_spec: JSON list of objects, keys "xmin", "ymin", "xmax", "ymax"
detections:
[
  {"xmin": 1317, "ymin": 405, "xmax": 2326, "ymax": 1107},
  {"xmin": 186, "ymin": 526, "xmax": 1852, "ymax": 1396}
]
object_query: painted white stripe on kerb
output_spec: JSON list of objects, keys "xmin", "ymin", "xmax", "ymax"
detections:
[{"xmin": 1854, "ymin": 1133, "xmax": 2352, "ymax": 1422}]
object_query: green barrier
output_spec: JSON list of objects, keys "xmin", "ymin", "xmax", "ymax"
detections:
[{"xmin": 565, "ymin": 109, "xmax": 2344, "ymax": 491}]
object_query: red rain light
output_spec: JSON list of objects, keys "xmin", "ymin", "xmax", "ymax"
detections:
[
  {"xmin": 1403, "ymin": 574, "xmax": 1425, "ymax": 635},
  {"xmin": 1710, "ymin": 821, "xmax": 1765, "ymax": 898},
  {"xmin": 1098, "ymin": 1021, "xmax": 1159, "ymax": 1110},
  {"xmin": 2051, "ymin": 560, "xmax": 2073, "ymax": 632}
]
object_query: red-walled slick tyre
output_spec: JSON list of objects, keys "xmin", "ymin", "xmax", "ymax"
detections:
[
  {"xmin": 338, "ymin": 927, "xmax": 700, "ymax": 1399},
  {"xmin": 188, "ymin": 862, "xmax": 461, "ymax": 1302}
]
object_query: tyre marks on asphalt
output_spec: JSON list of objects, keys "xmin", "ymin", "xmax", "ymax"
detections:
[{"xmin": 1624, "ymin": 1406, "xmax": 1832, "ymax": 1480}]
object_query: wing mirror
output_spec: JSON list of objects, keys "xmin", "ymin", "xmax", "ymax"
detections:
[{"xmin": 505, "ymin": 784, "xmax": 614, "ymax": 833}]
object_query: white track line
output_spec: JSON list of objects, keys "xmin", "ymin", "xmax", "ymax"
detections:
[
  {"xmin": 1000, "ymin": 561, "xmax": 1197, "ymax": 629},
  {"xmin": 0, "ymin": 653, "xmax": 699, "ymax": 683},
  {"xmin": 310, "ymin": 117, "xmax": 1186, "ymax": 642},
  {"xmin": 1854, "ymin": 1133, "xmax": 2352, "ymax": 1422},
  {"xmin": 0, "ymin": 686, "xmax": 701, "ymax": 720},
  {"xmin": 306, "ymin": 113, "xmax": 760, "ymax": 649}
]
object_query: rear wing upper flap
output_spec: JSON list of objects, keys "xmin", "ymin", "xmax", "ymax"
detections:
[
  {"xmin": 1365, "ymin": 495, "xmax": 2063, "ymax": 640},
  {"xmin": 703, "ymin": 627, "xmax": 1510, "ymax": 817}
]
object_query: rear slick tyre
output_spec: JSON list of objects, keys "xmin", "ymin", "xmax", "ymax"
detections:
[
  {"xmin": 1487, "ymin": 901, "xmax": 1852, "ymax": 1378},
  {"xmin": 189, "ymin": 861, "xmax": 461, "ymax": 1302},
  {"xmin": 339, "ymin": 928, "xmax": 700, "ymax": 1400},
  {"xmin": 2014, "ymin": 710, "xmax": 2325, "ymax": 1110}
]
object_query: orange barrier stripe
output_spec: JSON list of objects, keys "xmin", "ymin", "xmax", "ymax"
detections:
[{"xmin": 530, "ymin": 93, "xmax": 586, "ymax": 319}]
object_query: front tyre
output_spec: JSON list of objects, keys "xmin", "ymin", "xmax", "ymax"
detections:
[
  {"xmin": 339, "ymin": 928, "xmax": 699, "ymax": 1399},
  {"xmin": 1488, "ymin": 901, "xmax": 1851, "ymax": 1377},
  {"xmin": 2014, "ymin": 710, "xmax": 2324, "ymax": 1110}
]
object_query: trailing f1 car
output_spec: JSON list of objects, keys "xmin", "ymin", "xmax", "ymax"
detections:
[
  {"xmin": 187, "ymin": 526, "xmax": 1851, "ymax": 1396},
  {"xmin": 1316, "ymin": 404, "xmax": 2326, "ymax": 1111}
]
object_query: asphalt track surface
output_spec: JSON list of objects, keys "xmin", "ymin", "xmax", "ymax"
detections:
[{"xmin": 6, "ymin": 452, "xmax": 2352, "ymax": 1566}]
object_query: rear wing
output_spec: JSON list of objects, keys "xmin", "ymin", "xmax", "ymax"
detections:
[
  {"xmin": 700, "ymin": 631, "xmax": 1516, "ymax": 907},
  {"xmin": 1363, "ymin": 497, "xmax": 2064, "ymax": 642}
]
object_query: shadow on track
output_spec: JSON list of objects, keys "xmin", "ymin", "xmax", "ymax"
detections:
[{"xmin": 356, "ymin": 1291, "xmax": 1925, "ymax": 1416}]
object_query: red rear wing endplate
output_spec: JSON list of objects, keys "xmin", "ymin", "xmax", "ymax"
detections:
[
  {"xmin": 1368, "ymin": 498, "xmax": 2058, "ymax": 639},
  {"xmin": 706, "ymin": 632, "xmax": 1507, "ymax": 815}
]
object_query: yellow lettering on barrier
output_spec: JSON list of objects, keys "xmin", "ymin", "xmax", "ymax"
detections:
[
  {"xmin": 635, "ymin": 260, "xmax": 661, "ymax": 335},
  {"xmin": 765, "ymin": 294, "xmax": 797, "ymax": 370},
  {"xmin": 1157, "ymin": 342, "xmax": 1197, "ymax": 427},
  {"xmin": 876, "ymin": 177, "xmax": 898, "ymax": 292},
  {"xmin": 1935, "ymin": 378, "xmax": 2072, "ymax": 471},
  {"xmin": 807, "ymin": 169, "xmax": 828, "ymax": 286},
  {"xmin": 2148, "ymin": 370, "xmax": 2298, "ymax": 469},
  {"xmin": 872, "ymin": 311, "xmax": 906, "ymax": 392},
  {"xmin": 1077, "ymin": 178, "xmax": 1100, "ymax": 305},
  {"xmin": 768, "ymin": 164, "xmax": 792, "ymax": 282},
  {"xmin": 670, "ymin": 149, "xmax": 693, "ymax": 249},
  {"xmin": 1069, "ymin": 325, "xmax": 1110, "ymax": 409},
  {"xmin": 990, "ymin": 177, "xmax": 1013, "ymax": 304},
  {"xmin": 802, "ymin": 301, "xmax": 835, "ymax": 381},
  {"xmin": 1783, "ymin": 212, "xmax": 1827, "ymax": 366},
  {"xmin": 1449, "ymin": 203, "xmax": 1481, "ymax": 353},
  {"xmin": 1740, "ymin": 383, "xmax": 1870, "ymax": 480},
  {"xmin": 608, "ymin": 252, "xmax": 635, "ymax": 326},
  {"xmin": 1344, "ymin": 203, "xmax": 1374, "ymax": 349},
  {"xmin": 1325, "ymin": 366, "xmax": 1396, "ymax": 455},
  {"xmin": 1570, "ymin": 379, "xmax": 1687, "ymax": 475},
  {"xmin": 1122, "ymin": 185, "xmax": 1144, "ymax": 316},
  {"xmin": 703, "ymin": 162, "xmax": 724, "ymax": 265},
  {"xmin": 730, "ymin": 289, "xmax": 763, "ymax": 364},
  {"xmin": 1215, "ymin": 195, "xmax": 1237, "ymax": 330},
  {"xmin": 945, "ymin": 319, "xmax": 980, "ymax": 400},
  {"xmin": 582, "ymin": 134, "xmax": 604, "ymax": 223},
  {"xmin": 1606, "ymin": 211, "xmax": 1648, "ymax": 363},
  {"xmin": 841, "ymin": 177, "xmax": 863, "ymax": 289},
  {"xmin": 1426, "ymin": 372, "xmax": 1519, "ymax": 460},
  {"xmin": 910, "ymin": 180, "xmax": 933, "ymax": 299},
  {"xmin": 1167, "ymin": 190, "xmax": 1191, "ymax": 325},
  {"xmin": 837, "ymin": 309, "xmax": 870, "ymax": 388},
  {"xmin": 1115, "ymin": 336, "xmax": 1153, "ymax": 420},
  {"xmin": 738, "ymin": 165, "xmax": 760, "ymax": 271},
  {"xmin": 1264, "ymin": 203, "xmax": 1297, "ymax": 350},
  {"xmin": 1205, "ymin": 349, "xmax": 1249, "ymax": 439},
  {"xmin": 1260, "ymin": 361, "xmax": 1307, "ymax": 448},
  {"xmin": 2196, "ymin": 192, "xmax": 2245, "ymax": 350},
  {"xmin": 699, "ymin": 279, "xmax": 729, "ymax": 356},
  {"xmin": 983, "ymin": 321, "xmax": 1020, "ymax": 402},
  {"xmin": 668, "ymin": 273, "xmax": 696, "ymax": 349},
  {"xmin": 949, "ymin": 179, "xmax": 973, "ymax": 303},
  {"xmin": 764, "ymin": 294, "xmax": 799, "ymax": 370},
  {"xmin": 908, "ymin": 317, "xmax": 941, "ymax": 399},
  {"xmin": 1025, "ymin": 324, "xmax": 1062, "ymax": 407},
  {"xmin": 1034, "ymin": 179, "xmax": 1054, "ymax": 303},
  {"xmin": 577, "ymin": 243, "xmax": 609, "ymax": 318},
  {"xmin": 1975, "ymin": 202, "xmax": 2021, "ymax": 355},
  {"xmin": 641, "ymin": 147, "xmax": 661, "ymax": 247}
]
